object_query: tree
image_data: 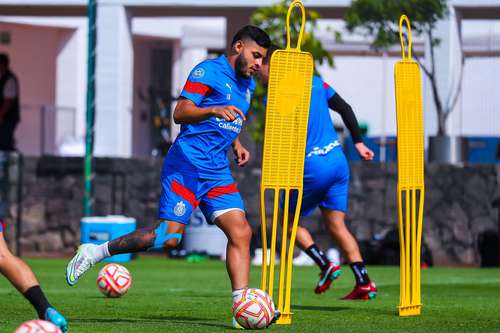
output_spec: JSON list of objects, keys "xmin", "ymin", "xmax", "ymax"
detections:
[
  {"xmin": 345, "ymin": 0, "xmax": 462, "ymax": 136},
  {"xmin": 249, "ymin": 0, "xmax": 335, "ymax": 143}
]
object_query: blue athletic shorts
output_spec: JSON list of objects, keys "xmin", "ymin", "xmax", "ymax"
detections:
[
  {"xmin": 0, "ymin": 221, "xmax": 3, "ymax": 233},
  {"xmin": 158, "ymin": 163, "xmax": 245, "ymax": 224},
  {"xmin": 283, "ymin": 147, "xmax": 350, "ymax": 216}
]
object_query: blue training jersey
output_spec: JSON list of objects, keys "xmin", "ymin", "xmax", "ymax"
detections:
[
  {"xmin": 305, "ymin": 75, "xmax": 340, "ymax": 158},
  {"xmin": 167, "ymin": 55, "xmax": 255, "ymax": 179}
]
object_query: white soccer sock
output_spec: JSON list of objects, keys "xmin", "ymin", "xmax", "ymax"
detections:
[
  {"xmin": 89, "ymin": 242, "xmax": 111, "ymax": 263},
  {"xmin": 232, "ymin": 288, "xmax": 246, "ymax": 304}
]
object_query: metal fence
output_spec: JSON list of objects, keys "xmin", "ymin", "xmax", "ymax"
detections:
[
  {"xmin": 16, "ymin": 105, "xmax": 78, "ymax": 156},
  {"xmin": 0, "ymin": 151, "xmax": 23, "ymax": 255}
]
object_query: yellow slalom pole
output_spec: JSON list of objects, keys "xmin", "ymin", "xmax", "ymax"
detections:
[
  {"xmin": 405, "ymin": 188, "xmax": 411, "ymax": 303},
  {"xmin": 395, "ymin": 14, "xmax": 425, "ymax": 317},
  {"xmin": 411, "ymin": 188, "xmax": 417, "ymax": 304},
  {"xmin": 259, "ymin": 0, "xmax": 314, "ymax": 325},
  {"xmin": 283, "ymin": 190, "xmax": 303, "ymax": 320},
  {"xmin": 397, "ymin": 186, "xmax": 406, "ymax": 307},
  {"xmin": 260, "ymin": 188, "xmax": 268, "ymax": 292},
  {"xmin": 416, "ymin": 189, "xmax": 425, "ymax": 305},
  {"xmin": 268, "ymin": 188, "xmax": 280, "ymax": 300},
  {"xmin": 277, "ymin": 189, "xmax": 290, "ymax": 315}
]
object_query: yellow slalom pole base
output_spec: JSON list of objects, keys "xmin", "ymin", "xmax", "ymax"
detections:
[
  {"xmin": 277, "ymin": 312, "xmax": 293, "ymax": 324},
  {"xmin": 399, "ymin": 304, "xmax": 422, "ymax": 316}
]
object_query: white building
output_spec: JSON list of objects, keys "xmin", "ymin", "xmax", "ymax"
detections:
[{"xmin": 0, "ymin": 0, "xmax": 499, "ymax": 159}]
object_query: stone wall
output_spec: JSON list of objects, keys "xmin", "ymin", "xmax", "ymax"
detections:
[{"xmin": 2, "ymin": 154, "xmax": 499, "ymax": 266}]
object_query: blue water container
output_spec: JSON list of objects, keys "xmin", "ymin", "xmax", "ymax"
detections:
[
  {"xmin": 463, "ymin": 136, "xmax": 500, "ymax": 163},
  {"xmin": 80, "ymin": 216, "xmax": 136, "ymax": 262}
]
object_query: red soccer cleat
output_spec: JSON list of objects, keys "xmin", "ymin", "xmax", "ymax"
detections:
[
  {"xmin": 341, "ymin": 282, "xmax": 378, "ymax": 300},
  {"xmin": 314, "ymin": 263, "xmax": 342, "ymax": 294}
]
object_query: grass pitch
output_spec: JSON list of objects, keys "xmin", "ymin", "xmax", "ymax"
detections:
[{"xmin": 1, "ymin": 257, "xmax": 500, "ymax": 332}]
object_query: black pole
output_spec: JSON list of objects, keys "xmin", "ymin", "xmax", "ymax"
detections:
[{"xmin": 15, "ymin": 153, "xmax": 23, "ymax": 256}]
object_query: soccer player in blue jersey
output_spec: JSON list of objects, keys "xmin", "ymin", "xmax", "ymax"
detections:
[
  {"xmin": 0, "ymin": 220, "xmax": 67, "ymax": 331},
  {"xmin": 66, "ymin": 26, "xmax": 274, "ymax": 324},
  {"xmin": 258, "ymin": 45, "xmax": 377, "ymax": 300}
]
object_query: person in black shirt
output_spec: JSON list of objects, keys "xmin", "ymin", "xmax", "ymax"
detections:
[{"xmin": 0, "ymin": 53, "xmax": 20, "ymax": 151}]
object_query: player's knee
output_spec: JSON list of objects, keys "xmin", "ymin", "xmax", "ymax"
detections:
[
  {"xmin": 228, "ymin": 221, "xmax": 252, "ymax": 245},
  {"xmin": 327, "ymin": 219, "xmax": 348, "ymax": 235},
  {"xmin": 0, "ymin": 252, "xmax": 11, "ymax": 270}
]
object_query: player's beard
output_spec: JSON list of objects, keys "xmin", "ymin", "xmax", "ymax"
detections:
[{"xmin": 235, "ymin": 54, "xmax": 250, "ymax": 78}]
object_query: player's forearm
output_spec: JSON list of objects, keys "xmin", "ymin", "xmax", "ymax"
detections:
[
  {"xmin": 173, "ymin": 99, "xmax": 214, "ymax": 124},
  {"xmin": 328, "ymin": 94, "xmax": 363, "ymax": 143},
  {"xmin": 232, "ymin": 137, "xmax": 242, "ymax": 148}
]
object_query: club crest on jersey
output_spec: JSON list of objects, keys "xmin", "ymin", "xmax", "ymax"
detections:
[
  {"xmin": 174, "ymin": 201, "xmax": 186, "ymax": 216},
  {"xmin": 193, "ymin": 68, "xmax": 205, "ymax": 79}
]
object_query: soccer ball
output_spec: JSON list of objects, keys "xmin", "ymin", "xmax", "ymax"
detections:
[
  {"xmin": 97, "ymin": 263, "xmax": 132, "ymax": 297},
  {"xmin": 14, "ymin": 320, "xmax": 61, "ymax": 333},
  {"xmin": 232, "ymin": 288, "xmax": 275, "ymax": 329}
]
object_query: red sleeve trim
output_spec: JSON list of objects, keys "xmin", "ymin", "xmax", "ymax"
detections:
[{"xmin": 183, "ymin": 80, "xmax": 212, "ymax": 96}]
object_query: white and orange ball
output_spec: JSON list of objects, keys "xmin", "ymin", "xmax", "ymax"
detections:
[
  {"xmin": 97, "ymin": 263, "xmax": 132, "ymax": 297},
  {"xmin": 14, "ymin": 320, "xmax": 61, "ymax": 333},
  {"xmin": 232, "ymin": 288, "xmax": 275, "ymax": 329}
]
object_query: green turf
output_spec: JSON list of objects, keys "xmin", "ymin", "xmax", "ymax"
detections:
[{"xmin": 1, "ymin": 257, "xmax": 500, "ymax": 332}]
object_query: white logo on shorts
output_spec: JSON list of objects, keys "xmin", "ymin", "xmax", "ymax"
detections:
[{"xmin": 174, "ymin": 201, "xmax": 186, "ymax": 216}]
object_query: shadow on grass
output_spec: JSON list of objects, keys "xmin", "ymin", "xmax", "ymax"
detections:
[
  {"xmin": 292, "ymin": 304, "xmax": 398, "ymax": 318},
  {"xmin": 142, "ymin": 316, "xmax": 216, "ymax": 322},
  {"xmin": 72, "ymin": 316, "xmax": 213, "ymax": 322},
  {"xmin": 71, "ymin": 318, "xmax": 149, "ymax": 324},
  {"xmin": 144, "ymin": 316, "xmax": 229, "ymax": 329},
  {"xmin": 71, "ymin": 316, "xmax": 228, "ymax": 329},
  {"xmin": 183, "ymin": 294, "xmax": 226, "ymax": 299},
  {"xmin": 292, "ymin": 304, "xmax": 350, "ymax": 312},
  {"xmin": 169, "ymin": 320, "xmax": 231, "ymax": 330},
  {"xmin": 70, "ymin": 316, "xmax": 232, "ymax": 329}
]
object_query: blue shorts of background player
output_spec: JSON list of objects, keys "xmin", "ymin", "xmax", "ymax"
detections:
[{"xmin": 282, "ymin": 146, "xmax": 349, "ymax": 216}]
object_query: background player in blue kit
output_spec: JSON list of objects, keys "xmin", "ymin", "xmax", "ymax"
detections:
[
  {"xmin": 0, "ymin": 221, "xmax": 67, "ymax": 331},
  {"xmin": 258, "ymin": 45, "xmax": 377, "ymax": 300},
  {"xmin": 66, "ymin": 26, "xmax": 273, "ymax": 322}
]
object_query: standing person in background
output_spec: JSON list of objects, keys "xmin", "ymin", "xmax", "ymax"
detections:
[{"xmin": 0, "ymin": 53, "xmax": 20, "ymax": 151}]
